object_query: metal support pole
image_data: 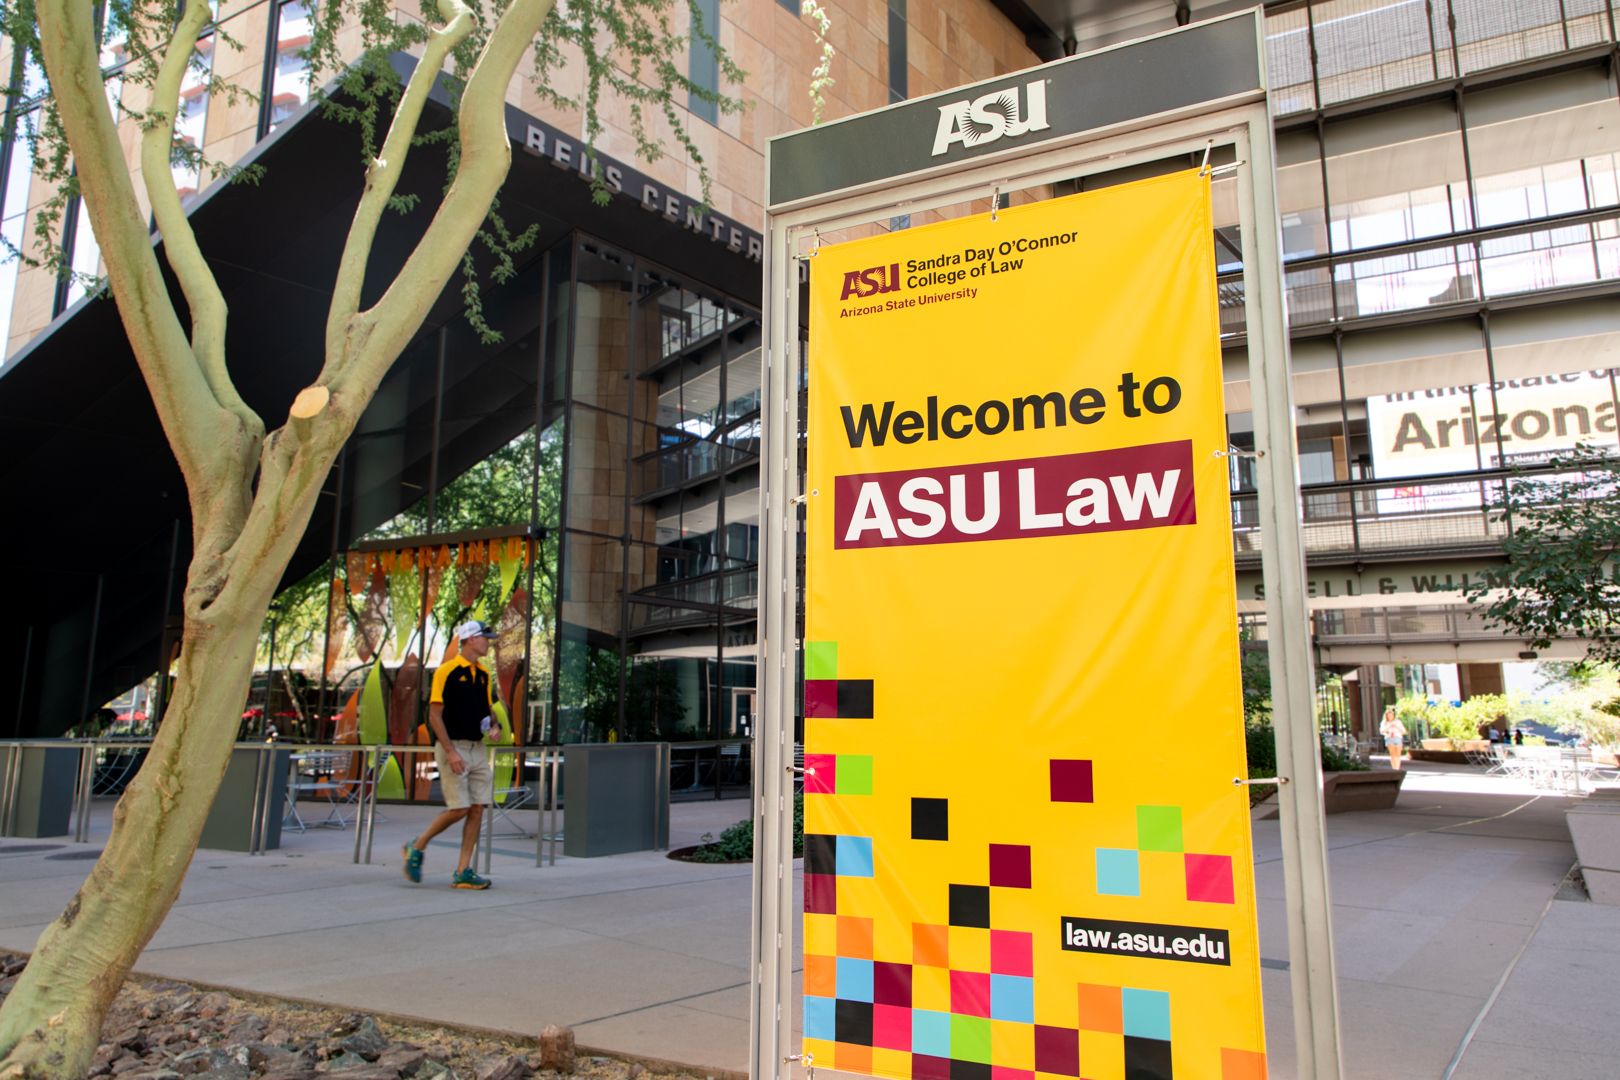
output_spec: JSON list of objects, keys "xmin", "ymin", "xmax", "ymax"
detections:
[
  {"xmin": 75, "ymin": 740, "xmax": 95, "ymax": 843},
  {"xmin": 362, "ymin": 750, "xmax": 380, "ymax": 864},
  {"xmin": 483, "ymin": 744, "xmax": 495, "ymax": 874},
  {"xmin": 247, "ymin": 746, "xmax": 268, "ymax": 857},
  {"xmin": 548, "ymin": 748, "xmax": 560, "ymax": 865},
  {"xmin": 541, "ymin": 751, "xmax": 554, "ymax": 867},
  {"xmin": 354, "ymin": 747, "xmax": 374, "ymax": 864},
  {"xmin": 2, "ymin": 744, "xmax": 21, "ymax": 836},
  {"xmin": 261, "ymin": 745, "xmax": 279, "ymax": 854},
  {"xmin": 749, "ymin": 217, "xmax": 801, "ymax": 1080},
  {"xmin": 1238, "ymin": 114, "xmax": 1346, "ymax": 1080},
  {"xmin": 78, "ymin": 574, "xmax": 105, "ymax": 727}
]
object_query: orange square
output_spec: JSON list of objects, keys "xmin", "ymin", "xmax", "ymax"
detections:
[
  {"xmin": 837, "ymin": 916, "xmax": 874, "ymax": 959},
  {"xmin": 804, "ymin": 954, "xmax": 837, "ymax": 998},
  {"xmin": 1221, "ymin": 1048, "xmax": 1267, "ymax": 1080},
  {"xmin": 835, "ymin": 1042, "xmax": 873, "ymax": 1075},
  {"xmin": 1077, "ymin": 983, "xmax": 1123, "ymax": 1033},
  {"xmin": 913, "ymin": 923, "xmax": 949, "ymax": 967}
]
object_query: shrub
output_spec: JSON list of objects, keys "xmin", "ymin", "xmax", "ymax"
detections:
[{"xmin": 684, "ymin": 793, "xmax": 804, "ymax": 863}]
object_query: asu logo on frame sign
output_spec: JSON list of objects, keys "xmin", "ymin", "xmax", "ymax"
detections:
[{"xmin": 802, "ymin": 172, "xmax": 1267, "ymax": 1080}]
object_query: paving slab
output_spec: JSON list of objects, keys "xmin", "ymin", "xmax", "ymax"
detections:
[{"xmin": 0, "ymin": 763, "xmax": 1614, "ymax": 1078}]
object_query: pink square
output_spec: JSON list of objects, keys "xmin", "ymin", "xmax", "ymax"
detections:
[
  {"xmin": 992, "ymin": 1069, "xmax": 1034, "ymax": 1080},
  {"xmin": 804, "ymin": 680, "xmax": 838, "ymax": 717},
  {"xmin": 951, "ymin": 970, "xmax": 991, "ymax": 1017},
  {"xmin": 990, "ymin": 844, "xmax": 1032, "ymax": 888},
  {"xmin": 991, "ymin": 930, "xmax": 1034, "ymax": 976},
  {"xmin": 1050, "ymin": 759, "xmax": 1093, "ymax": 802},
  {"xmin": 803, "ymin": 754, "xmax": 836, "ymax": 794},
  {"xmin": 872, "ymin": 1004, "xmax": 911, "ymax": 1050},
  {"xmin": 1186, "ymin": 853, "xmax": 1235, "ymax": 904}
]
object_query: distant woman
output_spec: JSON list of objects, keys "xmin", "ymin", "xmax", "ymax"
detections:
[{"xmin": 1380, "ymin": 707, "xmax": 1406, "ymax": 772}]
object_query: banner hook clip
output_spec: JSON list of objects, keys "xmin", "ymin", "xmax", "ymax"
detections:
[{"xmin": 991, "ymin": 185, "xmax": 1001, "ymax": 222}]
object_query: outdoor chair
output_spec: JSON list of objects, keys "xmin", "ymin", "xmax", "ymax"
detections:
[
  {"xmin": 284, "ymin": 751, "xmax": 350, "ymax": 831},
  {"xmin": 491, "ymin": 781, "xmax": 536, "ymax": 838}
]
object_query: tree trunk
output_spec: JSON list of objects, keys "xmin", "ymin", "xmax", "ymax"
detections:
[{"xmin": 0, "ymin": 594, "xmax": 266, "ymax": 1079}]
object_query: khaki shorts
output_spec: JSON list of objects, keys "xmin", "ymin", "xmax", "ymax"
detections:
[{"xmin": 435, "ymin": 739, "xmax": 493, "ymax": 809}]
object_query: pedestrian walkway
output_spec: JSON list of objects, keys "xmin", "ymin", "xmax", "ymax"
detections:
[{"xmin": 0, "ymin": 763, "xmax": 1614, "ymax": 1078}]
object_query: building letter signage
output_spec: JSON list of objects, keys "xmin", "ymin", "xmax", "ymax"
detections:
[{"xmin": 931, "ymin": 81, "xmax": 1050, "ymax": 156}]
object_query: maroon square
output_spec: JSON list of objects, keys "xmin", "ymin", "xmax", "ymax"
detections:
[
  {"xmin": 805, "ymin": 680, "xmax": 838, "ymax": 718},
  {"xmin": 1033, "ymin": 1025, "xmax": 1079, "ymax": 1077},
  {"xmin": 805, "ymin": 873, "xmax": 837, "ymax": 914},
  {"xmin": 873, "ymin": 961, "xmax": 912, "ymax": 1006},
  {"xmin": 913, "ymin": 1056, "xmax": 952, "ymax": 1080},
  {"xmin": 1049, "ymin": 759, "xmax": 1094, "ymax": 803},
  {"xmin": 989, "ymin": 844, "xmax": 1032, "ymax": 889},
  {"xmin": 951, "ymin": 970, "xmax": 991, "ymax": 1017}
]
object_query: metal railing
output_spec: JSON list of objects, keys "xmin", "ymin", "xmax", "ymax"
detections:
[
  {"xmin": 1218, "ymin": 211, "xmax": 1620, "ymax": 337},
  {"xmin": 1265, "ymin": 0, "xmax": 1618, "ymax": 119},
  {"xmin": 0, "ymin": 739, "xmax": 570, "ymax": 870}
]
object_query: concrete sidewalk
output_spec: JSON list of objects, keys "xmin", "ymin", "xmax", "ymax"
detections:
[{"xmin": 1, "ymin": 764, "xmax": 1615, "ymax": 1078}]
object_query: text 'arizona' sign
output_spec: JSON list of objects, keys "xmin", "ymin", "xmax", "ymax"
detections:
[{"xmin": 803, "ymin": 172, "xmax": 1267, "ymax": 1080}]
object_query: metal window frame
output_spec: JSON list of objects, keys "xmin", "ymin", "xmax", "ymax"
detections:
[{"xmin": 754, "ymin": 13, "xmax": 1345, "ymax": 1080}]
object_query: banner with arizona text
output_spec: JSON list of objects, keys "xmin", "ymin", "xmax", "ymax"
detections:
[{"xmin": 802, "ymin": 171, "xmax": 1266, "ymax": 1080}]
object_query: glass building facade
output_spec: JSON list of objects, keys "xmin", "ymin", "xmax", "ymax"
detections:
[
  {"xmin": 260, "ymin": 237, "xmax": 761, "ymax": 797},
  {"xmin": 1211, "ymin": 1, "xmax": 1620, "ymax": 568}
]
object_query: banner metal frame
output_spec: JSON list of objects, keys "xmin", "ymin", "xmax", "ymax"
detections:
[{"xmin": 753, "ymin": 12, "xmax": 1343, "ymax": 1080}]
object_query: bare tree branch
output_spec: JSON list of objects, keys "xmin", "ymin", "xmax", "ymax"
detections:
[
  {"xmin": 34, "ymin": 0, "xmax": 240, "ymax": 498},
  {"xmin": 329, "ymin": 0, "xmax": 559, "ymax": 401},
  {"xmin": 323, "ymin": 0, "xmax": 476, "ymax": 362},
  {"xmin": 139, "ymin": 0, "xmax": 261, "ymax": 445}
]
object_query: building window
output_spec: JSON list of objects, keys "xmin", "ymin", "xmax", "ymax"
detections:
[
  {"xmin": 266, "ymin": 0, "xmax": 314, "ymax": 133},
  {"xmin": 688, "ymin": 0, "xmax": 719, "ymax": 125}
]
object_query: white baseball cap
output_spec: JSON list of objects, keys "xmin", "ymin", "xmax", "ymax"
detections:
[{"xmin": 454, "ymin": 620, "xmax": 495, "ymax": 642}]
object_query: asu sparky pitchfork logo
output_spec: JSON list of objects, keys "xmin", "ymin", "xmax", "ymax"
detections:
[{"xmin": 931, "ymin": 80, "xmax": 1050, "ymax": 157}]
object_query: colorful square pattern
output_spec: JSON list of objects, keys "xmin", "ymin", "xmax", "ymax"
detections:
[{"xmin": 803, "ymin": 640, "xmax": 1254, "ymax": 1080}]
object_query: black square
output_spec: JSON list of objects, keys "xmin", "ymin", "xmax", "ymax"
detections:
[
  {"xmin": 837, "ymin": 679, "xmax": 874, "ymax": 718},
  {"xmin": 804, "ymin": 833, "xmax": 837, "ymax": 876},
  {"xmin": 1123, "ymin": 1036, "xmax": 1173, "ymax": 1080},
  {"xmin": 834, "ymin": 999, "xmax": 873, "ymax": 1045},
  {"xmin": 912, "ymin": 798, "xmax": 949, "ymax": 841},
  {"xmin": 949, "ymin": 1061, "xmax": 990, "ymax": 1080},
  {"xmin": 948, "ymin": 883, "xmax": 990, "ymax": 928}
]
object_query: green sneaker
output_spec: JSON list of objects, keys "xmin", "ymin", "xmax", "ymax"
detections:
[
  {"xmin": 451, "ymin": 867, "xmax": 491, "ymax": 890},
  {"xmin": 402, "ymin": 844, "xmax": 423, "ymax": 884}
]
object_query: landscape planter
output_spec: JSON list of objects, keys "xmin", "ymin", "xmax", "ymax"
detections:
[
  {"xmin": 1567, "ymin": 790, "xmax": 1620, "ymax": 905},
  {"xmin": 1322, "ymin": 769, "xmax": 1406, "ymax": 813},
  {"xmin": 1408, "ymin": 739, "xmax": 1486, "ymax": 764}
]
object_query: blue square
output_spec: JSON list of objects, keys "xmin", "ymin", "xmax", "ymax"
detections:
[
  {"xmin": 836, "ymin": 835, "xmax": 874, "ymax": 878},
  {"xmin": 990, "ymin": 974, "xmax": 1034, "ymax": 1023},
  {"xmin": 805, "ymin": 996, "xmax": 836, "ymax": 1041},
  {"xmin": 912, "ymin": 1009, "xmax": 951, "ymax": 1056},
  {"xmin": 836, "ymin": 957, "xmax": 874, "ymax": 1002},
  {"xmin": 1122, "ymin": 988, "xmax": 1171, "ymax": 1041},
  {"xmin": 1096, "ymin": 848, "xmax": 1140, "ymax": 896}
]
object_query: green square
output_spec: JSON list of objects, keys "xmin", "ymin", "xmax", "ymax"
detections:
[
  {"xmin": 950, "ymin": 1015, "xmax": 991, "ymax": 1063},
  {"xmin": 835, "ymin": 755, "xmax": 873, "ymax": 795},
  {"xmin": 1137, "ymin": 805, "xmax": 1184, "ymax": 852},
  {"xmin": 804, "ymin": 641, "xmax": 838, "ymax": 680}
]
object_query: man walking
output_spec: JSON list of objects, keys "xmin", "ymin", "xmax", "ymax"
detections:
[{"xmin": 403, "ymin": 620, "xmax": 499, "ymax": 889}]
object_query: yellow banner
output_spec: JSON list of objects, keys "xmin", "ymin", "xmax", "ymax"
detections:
[{"xmin": 803, "ymin": 171, "xmax": 1266, "ymax": 1080}]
